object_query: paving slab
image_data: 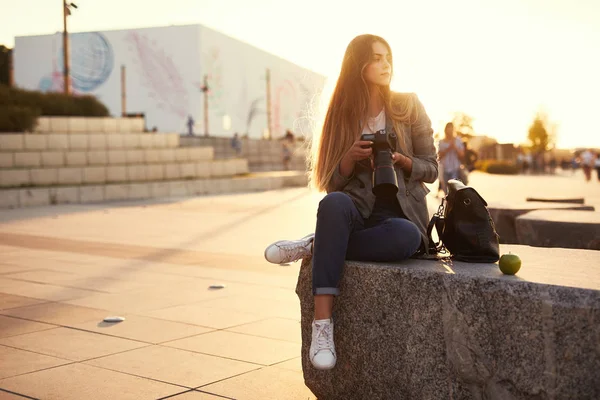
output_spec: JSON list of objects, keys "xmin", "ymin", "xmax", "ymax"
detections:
[
  {"xmin": 161, "ymin": 391, "xmax": 228, "ymax": 399},
  {"xmin": 226, "ymin": 318, "xmax": 302, "ymax": 343},
  {"xmin": 86, "ymin": 345, "xmax": 259, "ymax": 388},
  {"xmin": 164, "ymin": 331, "xmax": 300, "ymax": 366},
  {"xmin": 0, "ymin": 345, "xmax": 71, "ymax": 379},
  {"xmin": 0, "ymin": 294, "xmax": 45, "ymax": 311},
  {"xmin": 0, "ymin": 302, "xmax": 110, "ymax": 326},
  {"xmin": 0, "ymin": 315, "xmax": 56, "ymax": 338},
  {"xmin": 70, "ymin": 314, "xmax": 213, "ymax": 344},
  {"xmin": 0, "ymin": 327, "xmax": 148, "ymax": 361},
  {"xmin": 143, "ymin": 303, "xmax": 266, "ymax": 329},
  {"xmin": 199, "ymin": 366, "xmax": 316, "ymax": 400},
  {"xmin": 0, "ymin": 363, "xmax": 183, "ymax": 400}
]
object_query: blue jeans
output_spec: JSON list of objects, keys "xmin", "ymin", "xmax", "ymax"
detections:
[{"xmin": 312, "ymin": 192, "xmax": 422, "ymax": 296}]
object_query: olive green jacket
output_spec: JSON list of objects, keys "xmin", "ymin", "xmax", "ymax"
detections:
[{"xmin": 327, "ymin": 92, "xmax": 438, "ymax": 249}]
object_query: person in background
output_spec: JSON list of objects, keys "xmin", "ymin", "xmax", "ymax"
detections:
[
  {"xmin": 231, "ymin": 133, "xmax": 242, "ymax": 156},
  {"xmin": 437, "ymin": 122, "xmax": 465, "ymax": 193},
  {"xmin": 186, "ymin": 115, "xmax": 195, "ymax": 136}
]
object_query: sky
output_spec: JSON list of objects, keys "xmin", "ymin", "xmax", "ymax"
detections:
[{"xmin": 1, "ymin": 0, "xmax": 600, "ymax": 149}]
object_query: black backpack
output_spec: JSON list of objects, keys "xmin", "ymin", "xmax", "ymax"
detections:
[{"xmin": 426, "ymin": 179, "xmax": 500, "ymax": 263}]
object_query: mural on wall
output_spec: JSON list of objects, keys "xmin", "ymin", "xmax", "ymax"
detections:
[
  {"xmin": 125, "ymin": 31, "xmax": 189, "ymax": 118},
  {"xmin": 272, "ymin": 78, "xmax": 298, "ymax": 137},
  {"xmin": 38, "ymin": 32, "xmax": 114, "ymax": 93},
  {"xmin": 199, "ymin": 47, "xmax": 226, "ymax": 117}
]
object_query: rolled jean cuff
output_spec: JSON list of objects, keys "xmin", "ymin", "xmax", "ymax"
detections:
[{"xmin": 314, "ymin": 287, "xmax": 340, "ymax": 296}]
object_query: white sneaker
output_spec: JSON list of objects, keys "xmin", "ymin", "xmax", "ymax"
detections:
[
  {"xmin": 264, "ymin": 234, "xmax": 314, "ymax": 264},
  {"xmin": 310, "ymin": 318, "xmax": 336, "ymax": 370}
]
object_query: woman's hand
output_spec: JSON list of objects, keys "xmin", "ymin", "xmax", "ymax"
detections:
[
  {"xmin": 392, "ymin": 152, "xmax": 412, "ymax": 171},
  {"xmin": 340, "ymin": 140, "xmax": 373, "ymax": 177}
]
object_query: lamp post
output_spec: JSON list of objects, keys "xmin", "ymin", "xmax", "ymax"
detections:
[
  {"xmin": 62, "ymin": 1, "xmax": 77, "ymax": 95},
  {"xmin": 200, "ymin": 74, "xmax": 209, "ymax": 136}
]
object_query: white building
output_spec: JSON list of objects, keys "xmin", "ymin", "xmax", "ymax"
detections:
[{"xmin": 14, "ymin": 24, "xmax": 326, "ymax": 138}]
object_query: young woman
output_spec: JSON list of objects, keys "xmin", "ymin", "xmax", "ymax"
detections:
[{"xmin": 264, "ymin": 34, "xmax": 438, "ymax": 370}]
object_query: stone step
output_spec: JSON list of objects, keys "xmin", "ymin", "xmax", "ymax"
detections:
[
  {"xmin": 488, "ymin": 201, "xmax": 595, "ymax": 243},
  {"xmin": 0, "ymin": 171, "xmax": 308, "ymax": 209},
  {"xmin": 34, "ymin": 116, "xmax": 145, "ymax": 134},
  {"xmin": 0, "ymin": 159, "xmax": 248, "ymax": 188},
  {"xmin": 296, "ymin": 245, "xmax": 600, "ymax": 399},
  {"xmin": 516, "ymin": 209, "xmax": 600, "ymax": 249},
  {"xmin": 0, "ymin": 133, "xmax": 180, "ymax": 152},
  {"xmin": 0, "ymin": 147, "xmax": 214, "ymax": 168}
]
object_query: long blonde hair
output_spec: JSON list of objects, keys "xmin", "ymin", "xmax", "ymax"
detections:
[{"xmin": 310, "ymin": 34, "xmax": 419, "ymax": 192}]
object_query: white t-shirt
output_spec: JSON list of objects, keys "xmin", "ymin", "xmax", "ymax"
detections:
[
  {"xmin": 362, "ymin": 109, "xmax": 386, "ymax": 135},
  {"xmin": 580, "ymin": 150, "xmax": 594, "ymax": 167},
  {"xmin": 439, "ymin": 137, "xmax": 465, "ymax": 173}
]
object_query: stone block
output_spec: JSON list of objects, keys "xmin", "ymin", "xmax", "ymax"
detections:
[
  {"xmin": 139, "ymin": 134, "xmax": 154, "ymax": 149},
  {"xmin": 128, "ymin": 183, "xmax": 151, "ymax": 200},
  {"xmin": 195, "ymin": 162, "xmax": 210, "ymax": 178},
  {"xmin": 41, "ymin": 152, "xmax": 64, "ymax": 167},
  {"xmin": 87, "ymin": 151, "xmax": 108, "ymax": 165},
  {"xmin": 210, "ymin": 162, "xmax": 226, "ymax": 177},
  {"xmin": 106, "ymin": 166, "xmax": 127, "ymax": 183},
  {"xmin": 19, "ymin": 188, "xmax": 49, "ymax": 207},
  {"xmin": 88, "ymin": 134, "xmax": 107, "ymax": 150},
  {"xmin": 235, "ymin": 159, "xmax": 249, "ymax": 174},
  {"xmin": 188, "ymin": 147, "xmax": 213, "ymax": 161},
  {"xmin": 146, "ymin": 165, "xmax": 164, "ymax": 181},
  {"xmin": 122, "ymin": 134, "xmax": 141, "ymax": 149},
  {"xmin": 65, "ymin": 152, "xmax": 87, "ymax": 166},
  {"xmin": 46, "ymin": 134, "xmax": 69, "ymax": 150},
  {"xmin": 82, "ymin": 167, "xmax": 106, "ymax": 184},
  {"xmin": 49, "ymin": 117, "xmax": 68, "ymax": 133},
  {"xmin": 68, "ymin": 134, "xmax": 88, "ymax": 150},
  {"xmin": 0, "ymin": 153, "xmax": 13, "ymax": 168},
  {"xmin": 0, "ymin": 189, "xmax": 20, "ymax": 208},
  {"xmin": 86, "ymin": 117, "xmax": 104, "ymax": 133},
  {"xmin": 296, "ymin": 246, "xmax": 600, "ymax": 400},
  {"xmin": 488, "ymin": 202, "xmax": 595, "ymax": 244},
  {"xmin": 180, "ymin": 163, "xmax": 196, "ymax": 179},
  {"xmin": 0, "ymin": 135, "xmax": 24, "ymax": 150},
  {"xmin": 14, "ymin": 152, "xmax": 41, "ymax": 167},
  {"xmin": 105, "ymin": 184, "xmax": 129, "ymax": 201},
  {"xmin": 104, "ymin": 118, "xmax": 118, "ymax": 133},
  {"xmin": 50, "ymin": 187, "xmax": 79, "ymax": 204},
  {"xmin": 516, "ymin": 209, "xmax": 600, "ymax": 250},
  {"xmin": 158, "ymin": 149, "xmax": 175, "ymax": 163},
  {"xmin": 68, "ymin": 118, "xmax": 87, "ymax": 133},
  {"xmin": 144, "ymin": 150, "xmax": 160, "ymax": 163},
  {"xmin": 106, "ymin": 134, "xmax": 125, "ymax": 149},
  {"xmin": 168, "ymin": 181, "xmax": 188, "ymax": 197},
  {"xmin": 187, "ymin": 179, "xmax": 207, "ymax": 196},
  {"xmin": 174, "ymin": 148, "xmax": 189, "ymax": 162},
  {"xmin": 116, "ymin": 118, "xmax": 131, "ymax": 133},
  {"xmin": 130, "ymin": 118, "xmax": 145, "ymax": 132},
  {"xmin": 0, "ymin": 170, "xmax": 30, "ymax": 187},
  {"xmin": 108, "ymin": 151, "xmax": 127, "ymax": 165},
  {"xmin": 30, "ymin": 168, "xmax": 58, "ymax": 186},
  {"xmin": 150, "ymin": 182, "xmax": 170, "ymax": 197},
  {"xmin": 24, "ymin": 135, "xmax": 47, "ymax": 150},
  {"xmin": 127, "ymin": 165, "xmax": 147, "ymax": 182},
  {"xmin": 126, "ymin": 150, "xmax": 144, "ymax": 164},
  {"xmin": 164, "ymin": 164, "xmax": 181, "ymax": 180},
  {"xmin": 57, "ymin": 168, "xmax": 83, "ymax": 185},
  {"xmin": 166, "ymin": 133, "xmax": 179, "ymax": 148},
  {"xmin": 35, "ymin": 117, "xmax": 51, "ymax": 132},
  {"xmin": 80, "ymin": 186, "xmax": 105, "ymax": 203},
  {"xmin": 151, "ymin": 134, "xmax": 167, "ymax": 148}
]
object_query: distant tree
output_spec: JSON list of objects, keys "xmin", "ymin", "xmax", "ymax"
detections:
[
  {"xmin": 528, "ymin": 111, "xmax": 556, "ymax": 153},
  {"xmin": 452, "ymin": 112, "xmax": 475, "ymax": 139},
  {"xmin": 0, "ymin": 45, "xmax": 11, "ymax": 86}
]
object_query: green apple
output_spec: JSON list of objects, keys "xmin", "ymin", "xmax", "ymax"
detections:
[{"xmin": 499, "ymin": 253, "xmax": 521, "ymax": 275}]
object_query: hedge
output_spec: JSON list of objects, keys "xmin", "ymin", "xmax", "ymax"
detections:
[
  {"xmin": 474, "ymin": 160, "xmax": 519, "ymax": 175},
  {"xmin": 0, "ymin": 84, "xmax": 109, "ymax": 132}
]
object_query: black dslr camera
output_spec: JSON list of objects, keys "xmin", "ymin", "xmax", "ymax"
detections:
[{"xmin": 360, "ymin": 129, "xmax": 399, "ymax": 197}]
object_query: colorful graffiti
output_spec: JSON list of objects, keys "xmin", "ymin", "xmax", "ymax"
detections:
[
  {"xmin": 39, "ymin": 32, "xmax": 114, "ymax": 93},
  {"xmin": 126, "ymin": 32, "xmax": 189, "ymax": 118},
  {"xmin": 272, "ymin": 79, "xmax": 297, "ymax": 137}
]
